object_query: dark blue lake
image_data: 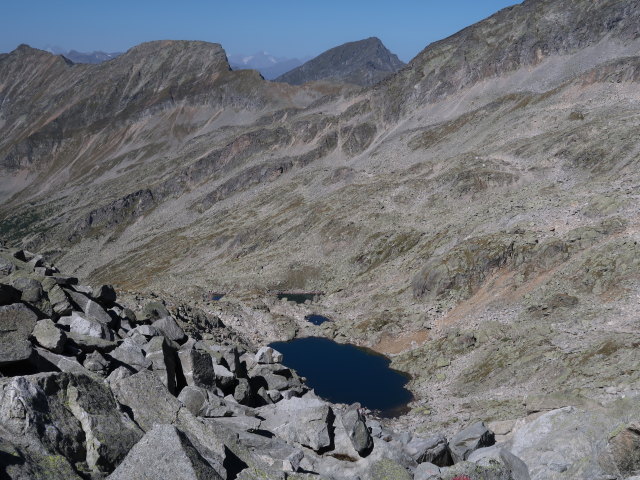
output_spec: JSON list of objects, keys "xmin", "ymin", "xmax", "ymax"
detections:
[{"xmin": 269, "ymin": 337, "xmax": 413, "ymax": 417}]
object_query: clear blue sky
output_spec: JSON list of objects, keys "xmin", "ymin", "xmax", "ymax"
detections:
[{"xmin": 1, "ymin": 0, "xmax": 522, "ymax": 62}]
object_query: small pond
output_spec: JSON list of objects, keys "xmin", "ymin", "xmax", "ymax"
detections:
[
  {"xmin": 269, "ymin": 337, "xmax": 412, "ymax": 417},
  {"xmin": 305, "ymin": 314, "xmax": 330, "ymax": 325},
  {"xmin": 276, "ymin": 293, "xmax": 322, "ymax": 304},
  {"xmin": 210, "ymin": 294, "xmax": 225, "ymax": 301}
]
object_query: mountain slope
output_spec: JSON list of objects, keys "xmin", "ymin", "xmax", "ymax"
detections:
[
  {"xmin": 275, "ymin": 37, "xmax": 405, "ymax": 86},
  {"xmin": 1, "ymin": 0, "xmax": 640, "ymax": 438}
]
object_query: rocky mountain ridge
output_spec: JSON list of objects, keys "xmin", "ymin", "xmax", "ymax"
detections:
[
  {"xmin": 275, "ymin": 37, "xmax": 405, "ymax": 87},
  {"xmin": 1, "ymin": 0, "xmax": 640, "ymax": 474}
]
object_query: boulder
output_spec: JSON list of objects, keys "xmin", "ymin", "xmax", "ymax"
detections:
[
  {"xmin": 130, "ymin": 324, "xmax": 160, "ymax": 337},
  {"xmin": 83, "ymin": 351, "xmax": 111, "ymax": 374},
  {"xmin": 213, "ymin": 363, "xmax": 236, "ymax": 391},
  {"xmin": 142, "ymin": 300, "xmax": 170, "ymax": 321},
  {"xmin": 65, "ymin": 331, "xmax": 118, "ymax": 352},
  {"xmin": 48, "ymin": 284, "xmax": 72, "ymax": 316},
  {"xmin": 152, "ymin": 316, "xmax": 186, "ymax": 343},
  {"xmin": 255, "ymin": 346, "xmax": 283, "ymax": 364},
  {"xmin": 510, "ymin": 406, "xmax": 636, "ymax": 480},
  {"xmin": 107, "ymin": 424, "xmax": 224, "ymax": 480},
  {"xmin": 414, "ymin": 462, "xmax": 441, "ymax": 480},
  {"xmin": 92, "ymin": 284, "xmax": 117, "ymax": 305},
  {"xmin": 66, "ymin": 290, "xmax": 113, "ymax": 325},
  {"xmin": 439, "ymin": 460, "xmax": 515, "ymax": 479},
  {"xmin": 178, "ymin": 343, "xmax": 215, "ymax": 390},
  {"xmin": 369, "ymin": 458, "xmax": 413, "ymax": 480},
  {"xmin": 111, "ymin": 369, "xmax": 182, "ymax": 431},
  {"xmin": 0, "ymin": 372, "xmax": 142, "ymax": 475},
  {"xmin": 109, "ymin": 341, "xmax": 152, "ymax": 372},
  {"xmin": 0, "ymin": 256, "xmax": 16, "ymax": 276},
  {"xmin": 144, "ymin": 335, "xmax": 178, "ymax": 393},
  {"xmin": 258, "ymin": 396, "xmax": 335, "ymax": 452},
  {"xmin": 0, "ymin": 303, "xmax": 37, "ymax": 366},
  {"xmin": 32, "ymin": 318, "xmax": 66, "ymax": 353},
  {"xmin": 233, "ymin": 377, "xmax": 252, "ymax": 405},
  {"xmin": 12, "ymin": 277, "xmax": 43, "ymax": 303},
  {"xmin": 406, "ymin": 433, "xmax": 452, "ymax": 466},
  {"xmin": 68, "ymin": 311, "xmax": 113, "ymax": 340},
  {"xmin": 449, "ymin": 421, "xmax": 495, "ymax": 463},
  {"xmin": 178, "ymin": 385, "xmax": 209, "ymax": 416},
  {"xmin": 106, "ymin": 366, "xmax": 132, "ymax": 388},
  {"xmin": 609, "ymin": 423, "xmax": 640, "ymax": 477},
  {"xmin": 0, "ymin": 373, "xmax": 86, "ymax": 464},
  {"xmin": 65, "ymin": 373, "xmax": 143, "ymax": 472},
  {"xmin": 340, "ymin": 404, "xmax": 374, "ymax": 456},
  {"xmin": 31, "ymin": 348, "xmax": 100, "ymax": 378},
  {"xmin": 468, "ymin": 445, "xmax": 531, "ymax": 480},
  {"xmin": 0, "ymin": 437, "xmax": 83, "ymax": 480}
]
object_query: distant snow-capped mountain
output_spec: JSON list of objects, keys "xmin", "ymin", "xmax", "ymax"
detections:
[
  {"xmin": 42, "ymin": 45, "xmax": 122, "ymax": 64},
  {"xmin": 228, "ymin": 51, "xmax": 310, "ymax": 80}
]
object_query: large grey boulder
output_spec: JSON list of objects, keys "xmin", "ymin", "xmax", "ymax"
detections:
[
  {"xmin": 65, "ymin": 373, "xmax": 143, "ymax": 472},
  {"xmin": 234, "ymin": 377, "xmax": 252, "ymax": 404},
  {"xmin": 213, "ymin": 363, "xmax": 236, "ymax": 391},
  {"xmin": 468, "ymin": 445, "xmax": 530, "ymax": 480},
  {"xmin": 31, "ymin": 348, "xmax": 101, "ymax": 379},
  {"xmin": 0, "ymin": 435, "xmax": 83, "ymax": 480},
  {"xmin": 144, "ymin": 335, "xmax": 178, "ymax": 393},
  {"xmin": 406, "ymin": 433, "xmax": 452, "ymax": 466},
  {"xmin": 178, "ymin": 343, "xmax": 215, "ymax": 389},
  {"xmin": 0, "ymin": 256, "xmax": 16, "ymax": 276},
  {"xmin": 12, "ymin": 277, "xmax": 43, "ymax": 303},
  {"xmin": 255, "ymin": 346, "xmax": 283, "ymax": 364},
  {"xmin": 83, "ymin": 351, "xmax": 111, "ymax": 374},
  {"xmin": 450, "ymin": 421, "xmax": 495, "ymax": 463},
  {"xmin": 341, "ymin": 404, "xmax": 374, "ymax": 456},
  {"xmin": 141, "ymin": 300, "xmax": 170, "ymax": 321},
  {"xmin": 129, "ymin": 324, "xmax": 160, "ymax": 337},
  {"xmin": 108, "ymin": 424, "xmax": 224, "ymax": 480},
  {"xmin": 32, "ymin": 318, "xmax": 66, "ymax": 353},
  {"xmin": 0, "ymin": 303, "xmax": 37, "ymax": 365},
  {"xmin": 369, "ymin": 458, "xmax": 413, "ymax": 480},
  {"xmin": 0, "ymin": 372, "xmax": 142, "ymax": 475},
  {"xmin": 48, "ymin": 284, "xmax": 72, "ymax": 316},
  {"xmin": 439, "ymin": 460, "xmax": 515, "ymax": 479},
  {"xmin": 111, "ymin": 369, "xmax": 182, "ymax": 431},
  {"xmin": 414, "ymin": 462, "xmax": 441, "ymax": 480},
  {"xmin": 109, "ymin": 340, "xmax": 151, "ymax": 372},
  {"xmin": 152, "ymin": 315, "xmax": 186, "ymax": 343},
  {"xmin": 0, "ymin": 373, "xmax": 82, "ymax": 461},
  {"xmin": 68, "ymin": 311, "xmax": 113, "ymax": 339},
  {"xmin": 509, "ymin": 406, "xmax": 633, "ymax": 480},
  {"xmin": 93, "ymin": 284, "xmax": 116, "ymax": 305},
  {"xmin": 178, "ymin": 385, "xmax": 209, "ymax": 416},
  {"xmin": 65, "ymin": 330, "xmax": 118, "ymax": 352},
  {"xmin": 66, "ymin": 290, "xmax": 113, "ymax": 325},
  {"xmin": 258, "ymin": 396, "xmax": 335, "ymax": 452},
  {"xmin": 609, "ymin": 422, "xmax": 640, "ymax": 477}
]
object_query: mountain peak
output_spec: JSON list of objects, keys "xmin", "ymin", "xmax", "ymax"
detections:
[{"xmin": 275, "ymin": 37, "xmax": 404, "ymax": 87}]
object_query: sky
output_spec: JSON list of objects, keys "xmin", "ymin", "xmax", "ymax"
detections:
[{"xmin": 1, "ymin": 0, "xmax": 523, "ymax": 62}]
